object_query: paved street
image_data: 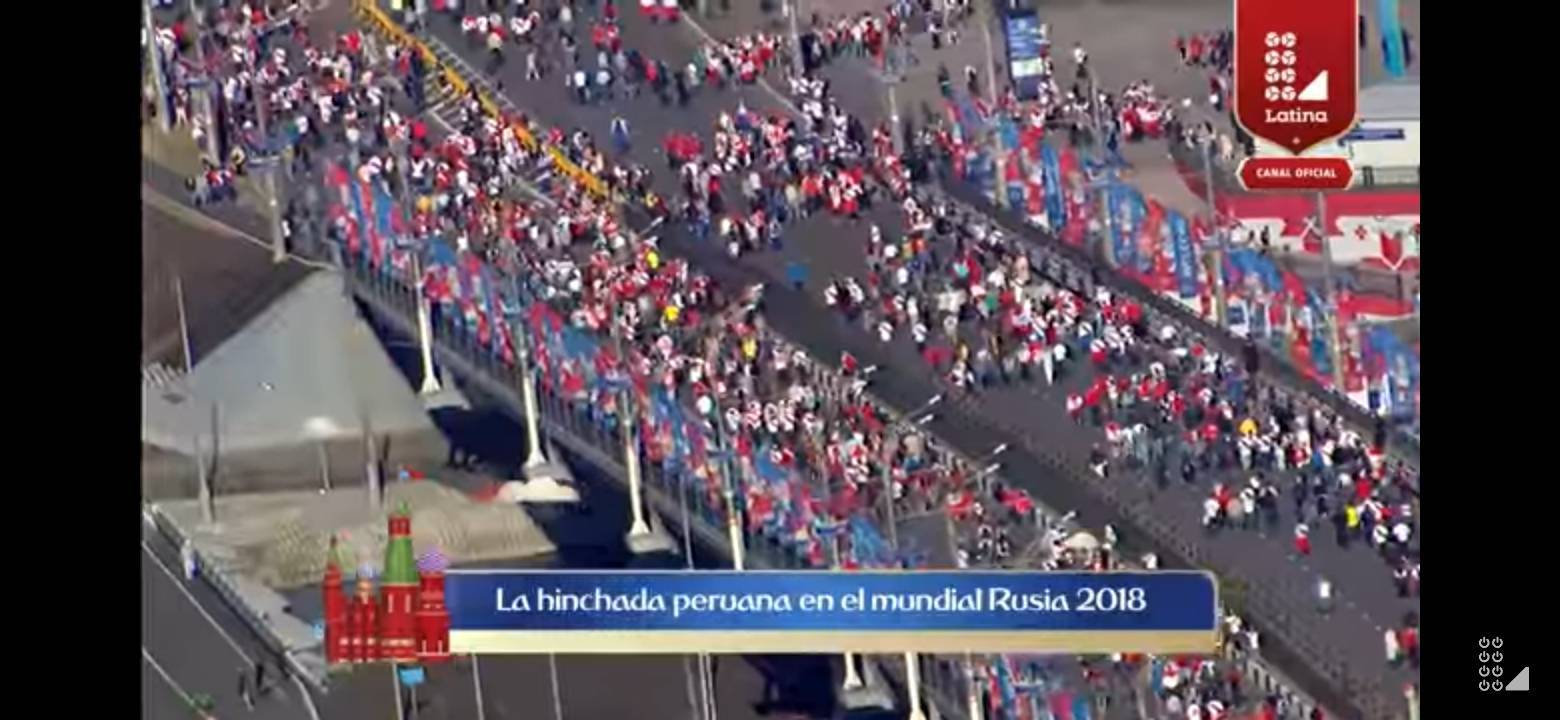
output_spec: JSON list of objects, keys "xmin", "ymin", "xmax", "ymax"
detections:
[
  {"xmin": 142, "ymin": 518, "xmax": 324, "ymax": 720},
  {"xmin": 382, "ymin": 3, "xmax": 1417, "ymax": 715}
]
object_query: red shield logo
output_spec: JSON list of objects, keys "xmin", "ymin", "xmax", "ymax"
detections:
[{"xmin": 1234, "ymin": 0, "xmax": 1359, "ymax": 155}]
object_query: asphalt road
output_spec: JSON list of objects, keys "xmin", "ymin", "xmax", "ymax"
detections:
[
  {"xmin": 386, "ymin": 5, "xmax": 1418, "ymax": 716},
  {"xmin": 142, "ymin": 518, "xmax": 328, "ymax": 720}
]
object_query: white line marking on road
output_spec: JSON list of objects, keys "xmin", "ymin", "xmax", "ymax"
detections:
[
  {"xmin": 293, "ymin": 671, "xmax": 324, "ymax": 720},
  {"xmin": 143, "ymin": 646, "xmax": 196, "ymax": 706},
  {"xmin": 142, "ymin": 538, "xmax": 256, "ymax": 668}
]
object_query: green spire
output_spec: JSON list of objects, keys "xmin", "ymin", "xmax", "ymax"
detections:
[{"xmin": 382, "ymin": 507, "xmax": 418, "ymax": 586}]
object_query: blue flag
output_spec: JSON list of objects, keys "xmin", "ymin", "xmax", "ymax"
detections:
[
  {"xmin": 1378, "ymin": 0, "xmax": 1406, "ymax": 77},
  {"xmin": 1169, "ymin": 211, "xmax": 1198, "ymax": 298},
  {"xmin": 1040, "ymin": 143, "xmax": 1065, "ymax": 231}
]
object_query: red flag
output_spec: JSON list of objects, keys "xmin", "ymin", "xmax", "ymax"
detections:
[
  {"xmin": 1379, "ymin": 231, "xmax": 1405, "ymax": 270},
  {"xmin": 1004, "ymin": 150, "xmax": 1023, "ymax": 182}
]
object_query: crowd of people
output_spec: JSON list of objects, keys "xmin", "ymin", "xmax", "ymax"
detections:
[
  {"xmin": 1175, "ymin": 29, "xmax": 1233, "ymax": 75},
  {"xmin": 147, "ymin": 2, "xmax": 1419, "ymax": 717}
]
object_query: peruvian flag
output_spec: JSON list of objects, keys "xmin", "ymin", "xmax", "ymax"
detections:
[
  {"xmin": 1020, "ymin": 121, "xmax": 1045, "ymax": 160},
  {"xmin": 1060, "ymin": 149, "xmax": 1090, "ymax": 247},
  {"xmin": 1062, "ymin": 194, "xmax": 1089, "ymax": 246},
  {"xmin": 1023, "ymin": 170, "xmax": 1045, "ymax": 223},
  {"xmin": 1139, "ymin": 199, "xmax": 1167, "ymax": 287},
  {"xmin": 360, "ymin": 180, "xmax": 385, "ymax": 269}
]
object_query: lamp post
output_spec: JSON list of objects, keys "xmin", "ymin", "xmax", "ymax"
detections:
[
  {"xmin": 905, "ymin": 651, "xmax": 928, "ymax": 720},
  {"xmin": 879, "ymin": 393, "xmax": 944, "ymax": 720},
  {"xmin": 978, "ymin": 4, "xmax": 1007, "ymax": 209},
  {"xmin": 144, "ymin": 0, "xmax": 171, "ymax": 133},
  {"xmin": 255, "ymin": 72, "xmax": 287, "ymax": 264},
  {"xmin": 945, "ymin": 443, "xmax": 1007, "ymax": 720},
  {"xmin": 621, "ymin": 387, "xmax": 652, "ymax": 538},
  {"xmin": 1202, "ymin": 138, "xmax": 1229, "ymax": 326},
  {"xmin": 786, "ymin": 0, "xmax": 805, "ymax": 79},
  {"xmin": 412, "ymin": 252, "xmax": 443, "ymax": 395},
  {"xmin": 879, "ymin": 394, "xmax": 942, "ymax": 552},
  {"xmin": 518, "ymin": 333, "xmax": 548, "ymax": 470},
  {"xmin": 187, "ymin": 0, "xmax": 220, "ymax": 167},
  {"xmin": 1316, "ymin": 192, "xmax": 1348, "ymax": 390}
]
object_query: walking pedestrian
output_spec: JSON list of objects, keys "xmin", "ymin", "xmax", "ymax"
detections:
[
  {"xmin": 610, "ymin": 116, "xmax": 631, "ymax": 155},
  {"xmin": 181, "ymin": 538, "xmax": 199, "ymax": 580},
  {"xmin": 238, "ymin": 667, "xmax": 255, "ymax": 709},
  {"xmin": 1314, "ymin": 577, "xmax": 1333, "ymax": 615},
  {"xmin": 254, "ymin": 660, "xmax": 268, "ymax": 698}
]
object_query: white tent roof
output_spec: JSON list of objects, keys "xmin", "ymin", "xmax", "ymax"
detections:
[{"xmin": 143, "ymin": 271, "xmax": 435, "ymax": 454}]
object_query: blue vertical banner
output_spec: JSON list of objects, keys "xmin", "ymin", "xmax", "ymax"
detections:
[
  {"xmin": 1107, "ymin": 183, "xmax": 1127, "ymax": 266},
  {"xmin": 1169, "ymin": 211, "xmax": 1198, "ymax": 299},
  {"xmin": 998, "ymin": 115, "xmax": 1020, "ymax": 150},
  {"xmin": 1041, "ymin": 143, "xmax": 1066, "ymax": 231},
  {"xmin": 1118, "ymin": 188, "xmax": 1144, "ymax": 272},
  {"xmin": 1378, "ymin": 0, "xmax": 1406, "ymax": 77}
]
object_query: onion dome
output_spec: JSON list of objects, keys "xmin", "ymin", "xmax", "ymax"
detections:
[{"xmin": 417, "ymin": 547, "xmax": 449, "ymax": 574}]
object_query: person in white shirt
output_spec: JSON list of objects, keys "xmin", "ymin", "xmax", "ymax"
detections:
[{"xmin": 181, "ymin": 539, "xmax": 199, "ymax": 580}]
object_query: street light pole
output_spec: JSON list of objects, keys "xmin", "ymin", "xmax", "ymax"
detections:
[
  {"xmin": 174, "ymin": 274, "xmax": 194, "ymax": 374},
  {"xmin": 547, "ymin": 653, "xmax": 565, "ymax": 720},
  {"xmin": 1316, "ymin": 192, "xmax": 1347, "ymax": 390},
  {"xmin": 786, "ymin": 0, "xmax": 805, "ymax": 79},
  {"xmin": 1203, "ymin": 139, "xmax": 1229, "ymax": 327},
  {"xmin": 880, "ymin": 395, "xmax": 941, "ymax": 552},
  {"xmin": 254, "ymin": 71, "xmax": 288, "ymax": 264},
  {"xmin": 828, "ymin": 526, "xmax": 866, "ymax": 692},
  {"xmin": 144, "ymin": 0, "xmax": 171, "ymax": 133},
  {"xmin": 518, "ymin": 337, "xmax": 548, "ymax": 469},
  {"xmin": 978, "ymin": 8, "xmax": 1007, "ymax": 210},
  {"xmin": 905, "ymin": 652, "xmax": 928, "ymax": 720},
  {"xmin": 945, "ymin": 490, "xmax": 985, "ymax": 720},
  {"xmin": 945, "ymin": 444, "xmax": 1005, "ymax": 720},
  {"xmin": 711, "ymin": 396, "xmax": 747, "ymax": 571},
  {"xmin": 621, "ymin": 388, "xmax": 652, "ymax": 538},
  {"xmin": 471, "ymin": 655, "xmax": 488, "ymax": 720},
  {"xmin": 391, "ymin": 665, "xmax": 405, "ymax": 720},
  {"xmin": 888, "ymin": 83, "xmax": 905, "ymax": 157},
  {"xmin": 364, "ymin": 415, "xmax": 382, "ymax": 511},
  {"xmin": 194, "ymin": 432, "xmax": 215, "ymax": 525},
  {"xmin": 1089, "ymin": 76, "xmax": 1118, "ymax": 270},
  {"xmin": 187, "ymin": 0, "xmax": 220, "ymax": 167},
  {"xmin": 412, "ymin": 253, "xmax": 443, "ymax": 395}
]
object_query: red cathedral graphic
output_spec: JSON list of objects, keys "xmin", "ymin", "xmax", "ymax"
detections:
[{"xmin": 321, "ymin": 503, "xmax": 452, "ymax": 665}]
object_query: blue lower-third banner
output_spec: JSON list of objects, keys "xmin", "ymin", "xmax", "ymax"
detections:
[{"xmin": 445, "ymin": 571, "xmax": 1219, "ymax": 654}]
